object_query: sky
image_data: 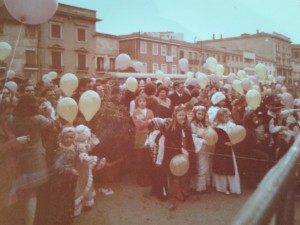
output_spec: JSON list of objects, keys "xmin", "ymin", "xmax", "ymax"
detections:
[{"xmin": 59, "ymin": 0, "xmax": 300, "ymax": 43}]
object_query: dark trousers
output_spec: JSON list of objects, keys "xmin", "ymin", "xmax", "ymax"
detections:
[{"xmin": 150, "ymin": 164, "xmax": 168, "ymax": 198}]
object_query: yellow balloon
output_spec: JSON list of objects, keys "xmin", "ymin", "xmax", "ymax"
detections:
[
  {"xmin": 60, "ymin": 73, "xmax": 78, "ymax": 97},
  {"xmin": 203, "ymin": 126, "xmax": 218, "ymax": 146},
  {"xmin": 228, "ymin": 125, "xmax": 246, "ymax": 144},
  {"xmin": 232, "ymin": 80, "xmax": 244, "ymax": 95},
  {"xmin": 197, "ymin": 73, "xmax": 209, "ymax": 89},
  {"xmin": 57, "ymin": 97, "xmax": 78, "ymax": 123},
  {"xmin": 125, "ymin": 76, "xmax": 138, "ymax": 92},
  {"xmin": 0, "ymin": 42, "xmax": 12, "ymax": 60},
  {"xmin": 169, "ymin": 154, "xmax": 189, "ymax": 176},
  {"xmin": 246, "ymin": 89, "xmax": 261, "ymax": 110},
  {"xmin": 79, "ymin": 90, "xmax": 101, "ymax": 122},
  {"xmin": 155, "ymin": 70, "xmax": 164, "ymax": 80}
]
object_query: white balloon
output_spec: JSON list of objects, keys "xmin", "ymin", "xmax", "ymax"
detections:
[
  {"xmin": 4, "ymin": 0, "xmax": 58, "ymax": 25},
  {"xmin": 60, "ymin": 73, "xmax": 78, "ymax": 97},
  {"xmin": 48, "ymin": 71, "xmax": 58, "ymax": 80},
  {"xmin": 115, "ymin": 53, "xmax": 131, "ymax": 71},
  {"xmin": 155, "ymin": 70, "xmax": 164, "ymax": 81},
  {"xmin": 5, "ymin": 81, "xmax": 18, "ymax": 93},
  {"xmin": 7, "ymin": 70, "xmax": 16, "ymax": 79},
  {"xmin": 237, "ymin": 70, "xmax": 246, "ymax": 80},
  {"xmin": 0, "ymin": 42, "xmax": 12, "ymax": 60},
  {"xmin": 125, "ymin": 76, "xmax": 138, "ymax": 92},
  {"xmin": 79, "ymin": 90, "xmax": 101, "ymax": 122},
  {"xmin": 232, "ymin": 80, "xmax": 243, "ymax": 95},
  {"xmin": 57, "ymin": 97, "xmax": 78, "ymax": 123},
  {"xmin": 197, "ymin": 73, "xmax": 209, "ymax": 89},
  {"xmin": 246, "ymin": 89, "xmax": 261, "ymax": 110},
  {"xmin": 255, "ymin": 63, "xmax": 267, "ymax": 80},
  {"xmin": 133, "ymin": 61, "xmax": 143, "ymax": 73},
  {"xmin": 186, "ymin": 71, "xmax": 194, "ymax": 79},
  {"xmin": 179, "ymin": 58, "xmax": 189, "ymax": 72},
  {"xmin": 206, "ymin": 57, "xmax": 217, "ymax": 73},
  {"xmin": 216, "ymin": 64, "xmax": 225, "ymax": 76}
]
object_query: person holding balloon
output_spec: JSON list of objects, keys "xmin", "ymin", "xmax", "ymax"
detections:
[
  {"xmin": 163, "ymin": 104, "xmax": 196, "ymax": 209},
  {"xmin": 212, "ymin": 108, "xmax": 241, "ymax": 195}
]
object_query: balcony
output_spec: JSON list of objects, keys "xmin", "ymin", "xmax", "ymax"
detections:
[
  {"xmin": 189, "ymin": 59, "xmax": 200, "ymax": 65},
  {"xmin": 24, "ymin": 63, "xmax": 39, "ymax": 70},
  {"xmin": 50, "ymin": 65, "xmax": 64, "ymax": 73},
  {"xmin": 77, "ymin": 67, "xmax": 89, "ymax": 73},
  {"xmin": 96, "ymin": 68, "xmax": 105, "ymax": 73}
]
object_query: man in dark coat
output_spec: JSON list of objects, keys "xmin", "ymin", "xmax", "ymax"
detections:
[{"xmin": 169, "ymin": 82, "xmax": 191, "ymax": 111}]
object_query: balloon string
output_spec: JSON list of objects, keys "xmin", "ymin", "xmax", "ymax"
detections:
[
  {"xmin": 1, "ymin": 24, "xmax": 23, "ymax": 103},
  {"xmin": 135, "ymin": 139, "xmax": 288, "ymax": 164},
  {"xmin": 8, "ymin": 23, "xmax": 23, "ymax": 71}
]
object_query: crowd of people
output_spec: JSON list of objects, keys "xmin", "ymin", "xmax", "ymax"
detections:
[{"xmin": 0, "ymin": 75, "xmax": 299, "ymax": 224}]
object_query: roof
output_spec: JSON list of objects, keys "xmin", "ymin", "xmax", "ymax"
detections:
[{"xmin": 198, "ymin": 31, "xmax": 291, "ymax": 44}]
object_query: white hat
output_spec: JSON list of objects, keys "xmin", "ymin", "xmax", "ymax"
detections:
[{"xmin": 211, "ymin": 92, "xmax": 226, "ymax": 105}]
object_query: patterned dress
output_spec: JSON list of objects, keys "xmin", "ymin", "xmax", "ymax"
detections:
[{"xmin": 47, "ymin": 144, "xmax": 78, "ymax": 225}]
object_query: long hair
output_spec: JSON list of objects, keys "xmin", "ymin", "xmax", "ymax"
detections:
[
  {"xmin": 13, "ymin": 93, "xmax": 39, "ymax": 117},
  {"xmin": 214, "ymin": 108, "xmax": 231, "ymax": 126},
  {"xmin": 167, "ymin": 104, "xmax": 189, "ymax": 131},
  {"xmin": 192, "ymin": 105, "xmax": 209, "ymax": 128}
]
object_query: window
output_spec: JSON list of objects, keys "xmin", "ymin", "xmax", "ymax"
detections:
[
  {"xmin": 51, "ymin": 23, "xmax": 61, "ymax": 39},
  {"xmin": 171, "ymin": 46, "xmax": 177, "ymax": 57},
  {"xmin": 179, "ymin": 50, "xmax": 184, "ymax": 58},
  {"xmin": 25, "ymin": 50, "xmax": 36, "ymax": 66},
  {"xmin": 161, "ymin": 64, "xmax": 167, "ymax": 73},
  {"xmin": 161, "ymin": 45, "xmax": 167, "ymax": 56},
  {"xmin": 188, "ymin": 52, "xmax": 192, "ymax": 59},
  {"xmin": 109, "ymin": 58, "xmax": 115, "ymax": 71},
  {"xmin": 77, "ymin": 27, "xmax": 87, "ymax": 42},
  {"xmin": 140, "ymin": 41, "xmax": 147, "ymax": 54},
  {"xmin": 96, "ymin": 57, "xmax": 104, "ymax": 71},
  {"xmin": 77, "ymin": 54, "xmax": 86, "ymax": 69},
  {"xmin": 153, "ymin": 63, "xmax": 158, "ymax": 73},
  {"xmin": 194, "ymin": 52, "xmax": 198, "ymax": 60},
  {"xmin": 51, "ymin": 51, "xmax": 61, "ymax": 69},
  {"xmin": 25, "ymin": 26, "xmax": 36, "ymax": 39},
  {"xmin": 152, "ymin": 43, "xmax": 158, "ymax": 55},
  {"xmin": 171, "ymin": 65, "xmax": 177, "ymax": 74},
  {"xmin": 142, "ymin": 63, "xmax": 147, "ymax": 73}
]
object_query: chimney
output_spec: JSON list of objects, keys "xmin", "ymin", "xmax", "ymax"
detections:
[
  {"xmin": 213, "ymin": 34, "xmax": 215, "ymax": 40},
  {"xmin": 220, "ymin": 34, "xmax": 223, "ymax": 39}
]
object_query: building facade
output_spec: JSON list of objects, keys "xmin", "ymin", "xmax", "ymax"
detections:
[
  {"xmin": 198, "ymin": 31, "xmax": 292, "ymax": 84},
  {"xmin": 291, "ymin": 44, "xmax": 300, "ymax": 82},
  {"xmin": 0, "ymin": 3, "xmax": 101, "ymax": 82}
]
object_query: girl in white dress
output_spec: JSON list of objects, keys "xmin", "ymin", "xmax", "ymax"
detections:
[
  {"xmin": 212, "ymin": 108, "xmax": 241, "ymax": 195},
  {"xmin": 190, "ymin": 106, "xmax": 213, "ymax": 193}
]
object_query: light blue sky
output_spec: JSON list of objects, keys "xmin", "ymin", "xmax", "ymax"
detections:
[{"xmin": 59, "ymin": 0, "xmax": 300, "ymax": 43}]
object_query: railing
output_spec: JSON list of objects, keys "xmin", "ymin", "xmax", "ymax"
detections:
[{"xmin": 231, "ymin": 136, "xmax": 300, "ymax": 225}]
